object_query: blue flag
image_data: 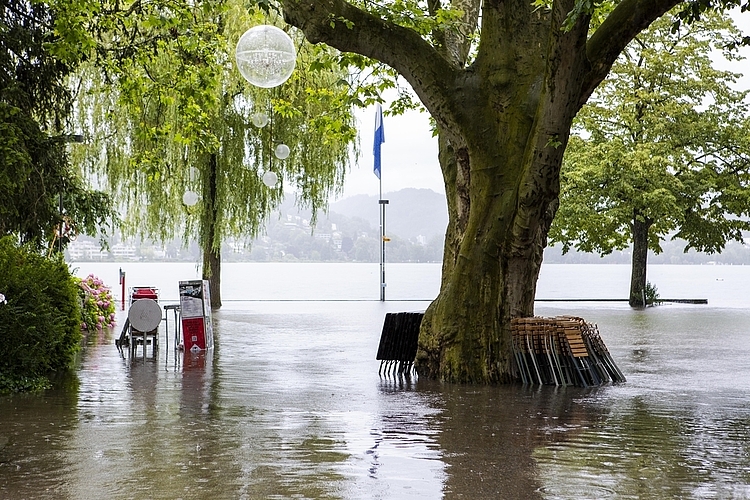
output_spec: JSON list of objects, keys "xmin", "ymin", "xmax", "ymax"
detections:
[{"xmin": 373, "ymin": 103, "xmax": 385, "ymax": 179}]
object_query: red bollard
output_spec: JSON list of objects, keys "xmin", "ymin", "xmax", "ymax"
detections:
[{"xmin": 119, "ymin": 267, "xmax": 126, "ymax": 311}]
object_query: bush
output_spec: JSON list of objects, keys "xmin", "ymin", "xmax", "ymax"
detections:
[
  {"xmin": 75, "ymin": 274, "xmax": 116, "ymax": 331},
  {"xmin": 645, "ymin": 281, "xmax": 662, "ymax": 306},
  {"xmin": 0, "ymin": 237, "xmax": 82, "ymax": 393}
]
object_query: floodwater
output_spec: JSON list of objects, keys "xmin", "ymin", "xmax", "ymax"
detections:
[{"xmin": 2, "ymin": 263, "xmax": 750, "ymax": 499}]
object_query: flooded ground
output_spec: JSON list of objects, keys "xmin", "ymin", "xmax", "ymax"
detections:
[{"xmin": 2, "ymin": 264, "xmax": 750, "ymax": 498}]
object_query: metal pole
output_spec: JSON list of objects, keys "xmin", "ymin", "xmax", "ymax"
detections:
[
  {"xmin": 380, "ymin": 199, "xmax": 389, "ymax": 301},
  {"xmin": 54, "ymin": 135, "xmax": 83, "ymax": 255},
  {"xmin": 120, "ymin": 267, "xmax": 126, "ymax": 311},
  {"xmin": 58, "ymin": 193, "xmax": 64, "ymax": 253},
  {"xmin": 379, "ymin": 176, "xmax": 386, "ymax": 301}
]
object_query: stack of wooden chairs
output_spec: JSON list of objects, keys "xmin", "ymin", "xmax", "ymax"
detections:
[{"xmin": 511, "ymin": 316, "xmax": 626, "ymax": 387}]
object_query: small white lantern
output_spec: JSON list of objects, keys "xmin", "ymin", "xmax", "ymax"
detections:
[
  {"xmin": 262, "ymin": 171, "xmax": 278, "ymax": 188},
  {"xmin": 251, "ymin": 111, "xmax": 269, "ymax": 128},
  {"xmin": 274, "ymin": 143, "xmax": 290, "ymax": 159},
  {"xmin": 235, "ymin": 25, "xmax": 296, "ymax": 88},
  {"xmin": 183, "ymin": 190, "xmax": 200, "ymax": 206}
]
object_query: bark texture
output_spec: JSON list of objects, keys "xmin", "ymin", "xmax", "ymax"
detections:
[
  {"xmin": 202, "ymin": 153, "xmax": 222, "ymax": 309},
  {"xmin": 282, "ymin": 0, "xmax": 682, "ymax": 383},
  {"xmin": 628, "ymin": 212, "xmax": 652, "ymax": 308}
]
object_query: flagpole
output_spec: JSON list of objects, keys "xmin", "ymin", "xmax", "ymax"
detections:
[
  {"xmin": 379, "ymin": 183, "xmax": 388, "ymax": 302},
  {"xmin": 379, "ymin": 176, "xmax": 384, "ymax": 301},
  {"xmin": 374, "ymin": 103, "xmax": 387, "ymax": 301}
]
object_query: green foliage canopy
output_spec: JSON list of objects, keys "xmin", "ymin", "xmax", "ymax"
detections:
[
  {"xmin": 0, "ymin": 0, "xmax": 115, "ymax": 251},
  {"xmin": 70, "ymin": 0, "xmax": 358, "ymax": 255},
  {"xmin": 549, "ymin": 11, "xmax": 750, "ymax": 257}
]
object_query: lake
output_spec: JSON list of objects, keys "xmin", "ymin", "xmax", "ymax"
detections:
[{"xmin": 1, "ymin": 262, "xmax": 749, "ymax": 499}]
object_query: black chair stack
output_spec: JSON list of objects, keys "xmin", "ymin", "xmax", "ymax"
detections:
[{"xmin": 376, "ymin": 312, "xmax": 424, "ymax": 378}]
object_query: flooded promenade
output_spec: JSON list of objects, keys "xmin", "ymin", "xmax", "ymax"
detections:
[{"xmin": 1, "ymin": 263, "xmax": 750, "ymax": 498}]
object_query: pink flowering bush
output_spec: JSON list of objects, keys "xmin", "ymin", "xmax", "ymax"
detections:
[{"xmin": 75, "ymin": 274, "xmax": 117, "ymax": 331}]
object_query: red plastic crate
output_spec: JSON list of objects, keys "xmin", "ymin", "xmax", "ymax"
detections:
[{"xmin": 132, "ymin": 287, "xmax": 158, "ymax": 300}]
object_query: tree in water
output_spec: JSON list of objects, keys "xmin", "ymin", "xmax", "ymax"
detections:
[
  {"xmin": 69, "ymin": 1, "xmax": 357, "ymax": 306},
  {"xmin": 280, "ymin": 0, "xmax": 749, "ymax": 382},
  {"xmin": 549, "ymin": 12, "xmax": 750, "ymax": 307}
]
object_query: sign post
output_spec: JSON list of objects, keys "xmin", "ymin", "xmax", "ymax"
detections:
[
  {"xmin": 119, "ymin": 268, "xmax": 126, "ymax": 311},
  {"xmin": 179, "ymin": 280, "xmax": 214, "ymax": 352}
]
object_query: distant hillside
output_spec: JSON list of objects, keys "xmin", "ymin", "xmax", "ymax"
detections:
[
  {"xmin": 330, "ymin": 188, "xmax": 448, "ymax": 241},
  {"xmin": 66, "ymin": 186, "xmax": 750, "ymax": 264}
]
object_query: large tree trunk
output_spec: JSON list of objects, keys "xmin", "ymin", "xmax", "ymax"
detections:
[
  {"xmin": 416, "ymin": 131, "xmax": 560, "ymax": 383},
  {"xmin": 202, "ymin": 240, "xmax": 221, "ymax": 308},
  {"xmin": 281, "ymin": 0, "xmax": 682, "ymax": 383},
  {"xmin": 202, "ymin": 153, "xmax": 222, "ymax": 309},
  {"xmin": 628, "ymin": 212, "xmax": 652, "ymax": 307},
  {"xmin": 415, "ymin": 1, "xmax": 588, "ymax": 383}
]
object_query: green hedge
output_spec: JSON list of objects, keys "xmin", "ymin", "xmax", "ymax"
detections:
[{"xmin": 0, "ymin": 237, "xmax": 82, "ymax": 392}]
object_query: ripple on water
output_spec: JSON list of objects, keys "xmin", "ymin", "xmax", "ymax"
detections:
[
  {"xmin": 537, "ymin": 484, "xmax": 617, "ymax": 499},
  {"xmin": 4, "ymin": 281, "xmax": 750, "ymax": 498}
]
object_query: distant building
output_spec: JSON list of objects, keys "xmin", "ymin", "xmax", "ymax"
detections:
[
  {"xmin": 67, "ymin": 240, "xmax": 107, "ymax": 261},
  {"xmin": 332, "ymin": 232, "xmax": 343, "ymax": 250},
  {"xmin": 111, "ymin": 243, "xmax": 137, "ymax": 260}
]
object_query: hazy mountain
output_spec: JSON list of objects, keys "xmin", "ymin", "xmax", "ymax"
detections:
[
  {"xmin": 67, "ymin": 186, "xmax": 750, "ymax": 265},
  {"xmin": 329, "ymin": 188, "xmax": 448, "ymax": 241}
]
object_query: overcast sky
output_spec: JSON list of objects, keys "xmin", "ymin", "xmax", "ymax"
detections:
[{"xmin": 331, "ymin": 9, "xmax": 750, "ymax": 203}]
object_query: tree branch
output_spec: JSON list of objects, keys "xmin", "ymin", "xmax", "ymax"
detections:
[
  {"xmin": 427, "ymin": 0, "xmax": 448, "ymax": 58},
  {"xmin": 444, "ymin": 0, "xmax": 481, "ymax": 67},
  {"xmin": 581, "ymin": 0, "xmax": 683, "ymax": 104},
  {"xmin": 280, "ymin": 0, "xmax": 458, "ymax": 114}
]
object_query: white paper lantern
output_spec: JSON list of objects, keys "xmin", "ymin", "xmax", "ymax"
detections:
[
  {"xmin": 262, "ymin": 171, "xmax": 278, "ymax": 188},
  {"xmin": 235, "ymin": 25, "xmax": 296, "ymax": 88},
  {"xmin": 183, "ymin": 190, "xmax": 200, "ymax": 206},
  {"xmin": 274, "ymin": 143, "xmax": 290, "ymax": 160},
  {"xmin": 251, "ymin": 111, "xmax": 269, "ymax": 128}
]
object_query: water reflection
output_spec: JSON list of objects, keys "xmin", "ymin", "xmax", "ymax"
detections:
[
  {"xmin": 2, "ymin": 303, "xmax": 750, "ymax": 498},
  {"xmin": 0, "ymin": 332, "xmax": 81, "ymax": 499},
  {"xmin": 416, "ymin": 382, "xmax": 612, "ymax": 499},
  {"xmin": 534, "ymin": 390, "xmax": 750, "ymax": 499},
  {"xmin": 362, "ymin": 379, "xmax": 444, "ymax": 498},
  {"xmin": 533, "ymin": 305, "xmax": 750, "ymax": 499}
]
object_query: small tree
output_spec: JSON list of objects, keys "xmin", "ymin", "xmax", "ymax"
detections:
[{"xmin": 549, "ymin": 11, "xmax": 750, "ymax": 307}]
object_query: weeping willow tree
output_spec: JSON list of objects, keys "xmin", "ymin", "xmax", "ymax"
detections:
[{"xmin": 70, "ymin": 1, "xmax": 357, "ymax": 306}]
